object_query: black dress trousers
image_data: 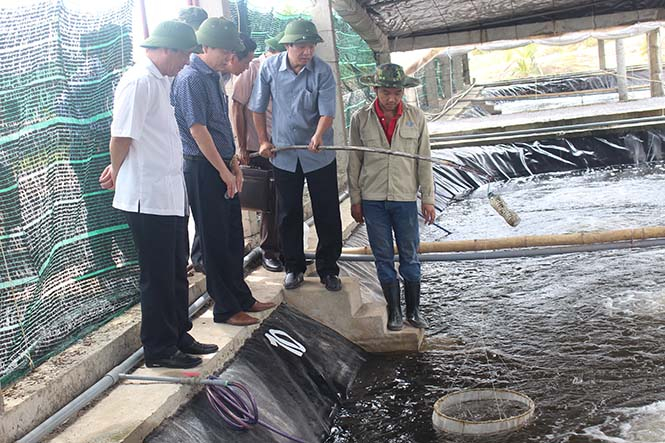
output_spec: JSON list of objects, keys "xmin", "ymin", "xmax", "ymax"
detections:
[
  {"xmin": 184, "ymin": 156, "xmax": 256, "ymax": 322},
  {"xmin": 124, "ymin": 211, "xmax": 194, "ymax": 360},
  {"xmin": 272, "ymin": 159, "xmax": 342, "ymax": 277}
]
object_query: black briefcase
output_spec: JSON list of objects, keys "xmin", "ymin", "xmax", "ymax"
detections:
[{"xmin": 238, "ymin": 165, "xmax": 273, "ymax": 213}]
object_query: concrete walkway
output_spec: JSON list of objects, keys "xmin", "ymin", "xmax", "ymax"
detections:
[{"xmin": 47, "ymin": 271, "xmax": 282, "ymax": 443}]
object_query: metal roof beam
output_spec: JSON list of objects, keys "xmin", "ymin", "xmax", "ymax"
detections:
[
  {"xmin": 332, "ymin": 0, "xmax": 390, "ymax": 54},
  {"xmin": 391, "ymin": 8, "xmax": 665, "ymax": 52}
]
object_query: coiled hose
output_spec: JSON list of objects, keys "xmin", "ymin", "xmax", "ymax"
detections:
[
  {"xmin": 204, "ymin": 375, "xmax": 310, "ymax": 443},
  {"xmin": 119, "ymin": 373, "xmax": 311, "ymax": 442}
]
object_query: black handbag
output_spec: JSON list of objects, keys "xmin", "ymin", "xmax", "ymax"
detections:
[{"xmin": 238, "ymin": 165, "xmax": 273, "ymax": 213}]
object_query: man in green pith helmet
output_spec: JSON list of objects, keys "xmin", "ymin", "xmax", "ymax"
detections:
[
  {"xmin": 99, "ymin": 20, "xmax": 218, "ymax": 368},
  {"xmin": 177, "ymin": 6, "xmax": 208, "ymax": 275},
  {"xmin": 348, "ymin": 63, "xmax": 435, "ymax": 331},
  {"xmin": 172, "ymin": 17, "xmax": 276, "ymax": 327},
  {"xmin": 229, "ymin": 31, "xmax": 285, "ymax": 273},
  {"xmin": 249, "ymin": 19, "xmax": 343, "ymax": 292},
  {"xmin": 177, "ymin": 6, "xmax": 208, "ymax": 30}
]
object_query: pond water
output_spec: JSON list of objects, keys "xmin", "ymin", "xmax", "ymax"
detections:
[{"xmin": 329, "ymin": 163, "xmax": 665, "ymax": 443}]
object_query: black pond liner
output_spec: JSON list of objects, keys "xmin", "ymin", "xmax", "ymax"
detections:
[
  {"xmin": 453, "ymin": 70, "xmax": 651, "ymax": 119},
  {"xmin": 429, "ymin": 128, "xmax": 665, "ymax": 206},
  {"xmin": 146, "ymin": 305, "xmax": 367, "ymax": 443},
  {"xmin": 480, "ymin": 69, "xmax": 649, "ymax": 98}
]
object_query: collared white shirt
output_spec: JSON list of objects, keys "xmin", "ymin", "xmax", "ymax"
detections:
[{"xmin": 110, "ymin": 60, "xmax": 188, "ymax": 217}]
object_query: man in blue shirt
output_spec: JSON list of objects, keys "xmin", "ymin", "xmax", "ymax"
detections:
[
  {"xmin": 249, "ymin": 19, "xmax": 342, "ymax": 292},
  {"xmin": 177, "ymin": 6, "xmax": 207, "ymax": 275},
  {"xmin": 172, "ymin": 17, "xmax": 275, "ymax": 326}
]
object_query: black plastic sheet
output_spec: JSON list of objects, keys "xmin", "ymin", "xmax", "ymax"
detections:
[
  {"xmin": 430, "ymin": 129, "xmax": 665, "ymax": 207},
  {"xmin": 456, "ymin": 105, "xmax": 493, "ymax": 119},
  {"xmin": 481, "ymin": 69, "xmax": 649, "ymax": 98},
  {"xmin": 146, "ymin": 305, "xmax": 367, "ymax": 443}
]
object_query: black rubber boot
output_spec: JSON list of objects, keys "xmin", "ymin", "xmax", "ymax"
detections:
[
  {"xmin": 381, "ymin": 280, "xmax": 403, "ymax": 331},
  {"xmin": 404, "ymin": 281, "xmax": 429, "ymax": 329}
]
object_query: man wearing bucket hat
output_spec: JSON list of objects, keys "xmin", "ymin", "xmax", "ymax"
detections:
[
  {"xmin": 229, "ymin": 31, "xmax": 285, "ymax": 273},
  {"xmin": 347, "ymin": 63, "xmax": 435, "ymax": 331},
  {"xmin": 99, "ymin": 20, "xmax": 219, "ymax": 368},
  {"xmin": 172, "ymin": 17, "xmax": 276, "ymax": 327},
  {"xmin": 249, "ymin": 19, "xmax": 343, "ymax": 292}
]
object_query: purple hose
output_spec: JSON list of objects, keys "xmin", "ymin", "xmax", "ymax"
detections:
[{"xmin": 204, "ymin": 376, "xmax": 310, "ymax": 443}]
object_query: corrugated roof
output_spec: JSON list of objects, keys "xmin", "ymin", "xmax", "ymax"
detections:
[{"xmin": 358, "ymin": 0, "xmax": 664, "ymax": 39}]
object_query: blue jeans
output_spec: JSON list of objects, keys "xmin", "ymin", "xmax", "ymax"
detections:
[{"xmin": 362, "ymin": 200, "xmax": 421, "ymax": 284}]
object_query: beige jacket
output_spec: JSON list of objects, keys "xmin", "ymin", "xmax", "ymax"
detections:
[{"xmin": 347, "ymin": 101, "xmax": 435, "ymax": 205}]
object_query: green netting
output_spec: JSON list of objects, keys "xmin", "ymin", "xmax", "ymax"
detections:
[
  {"xmin": 0, "ymin": 0, "xmax": 395, "ymax": 386},
  {"xmin": 229, "ymin": 1, "xmax": 377, "ymax": 129},
  {"xmin": 0, "ymin": 0, "xmax": 137, "ymax": 385}
]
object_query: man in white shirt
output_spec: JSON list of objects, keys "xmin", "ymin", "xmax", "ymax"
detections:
[{"xmin": 99, "ymin": 20, "xmax": 218, "ymax": 369}]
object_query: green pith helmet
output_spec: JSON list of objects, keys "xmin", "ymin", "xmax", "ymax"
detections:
[
  {"xmin": 196, "ymin": 17, "xmax": 244, "ymax": 52},
  {"xmin": 359, "ymin": 63, "xmax": 420, "ymax": 88},
  {"xmin": 140, "ymin": 20, "xmax": 199, "ymax": 52},
  {"xmin": 264, "ymin": 31, "xmax": 286, "ymax": 52},
  {"xmin": 278, "ymin": 19, "xmax": 323, "ymax": 44},
  {"xmin": 177, "ymin": 6, "xmax": 208, "ymax": 31}
]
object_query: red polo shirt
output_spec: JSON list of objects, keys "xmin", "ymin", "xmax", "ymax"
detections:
[{"xmin": 374, "ymin": 99, "xmax": 403, "ymax": 145}]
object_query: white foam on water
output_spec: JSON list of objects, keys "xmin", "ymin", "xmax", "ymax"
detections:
[
  {"xmin": 603, "ymin": 289, "xmax": 665, "ymax": 318},
  {"xmin": 582, "ymin": 400, "xmax": 665, "ymax": 442}
]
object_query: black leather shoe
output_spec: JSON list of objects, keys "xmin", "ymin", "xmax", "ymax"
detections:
[
  {"xmin": 145, "ymin": 350, "xmax": 202, "ymax": 369},
  {"xmin": 283, "ymin": 271, "xmax": 304, "ymax": 289},
  {"xmin": 262, "ymin": 256, "xmax": 283, "ymax": 272},
  {"xmin": 321, "ymin": 275, "xmax": 342, "ymax": 292},
  {"xmin": 179, "ymin": 340, "xmax": 218, "ymax": 355}
]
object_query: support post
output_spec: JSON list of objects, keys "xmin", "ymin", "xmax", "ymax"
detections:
[
  {"xmin": 311, "ymin": 0, "xmax": 349, "ymax": 178},
  {"xmin": 138, "ymin": 0, "xmax": 149, "ymax": 38},
  {"xmin": 615, "ymin": 38, "xmax": 629, "ymax": 101},
  {"xmin": 374, "ymin": 51, "xmax": 391, "ymax": 65},
  {"xmin": 597, "ymin": 39, "xmax": 607, "ymax": 70},
  {"xmin": 198, "ymin": 0, "xmax": 228, "ymax": 18},
  {"xmin": 221, "ymin": 0, "xmax": 232, "ymax": 19},
  {"xmin": 451, "ymin": 54, "xmax": 465, "ymax": 93},
  {"xmin": 404, "ymin": 87, "xmax": 419, "ymax": 107},
  {"xmin": 423, "ymin": 61, "xmax": 440, "ymax": 109},
  {"xmin": 462, "ymin": 53, "xmax": 471, "ymax": 85},
  {"xmin": 648, "ymin": 29, "xmax": 664, "ymax": 97},
  {"xmin": 438, "ymin": 54, "xmax": 453, "ymax": 99}
]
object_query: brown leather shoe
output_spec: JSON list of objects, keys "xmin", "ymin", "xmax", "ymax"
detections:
[
  {"xmin": 248, "ymin": 301, "xmax": 277, "ymax": 312},
  {"xmin": 224, "ymin": 312, "xmax": 259, "ymax": 326}
]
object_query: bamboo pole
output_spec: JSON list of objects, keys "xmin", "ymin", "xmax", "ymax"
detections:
[{"xmin": 340, "ymin": 226, "xmax": 665, "ymax": 255}]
